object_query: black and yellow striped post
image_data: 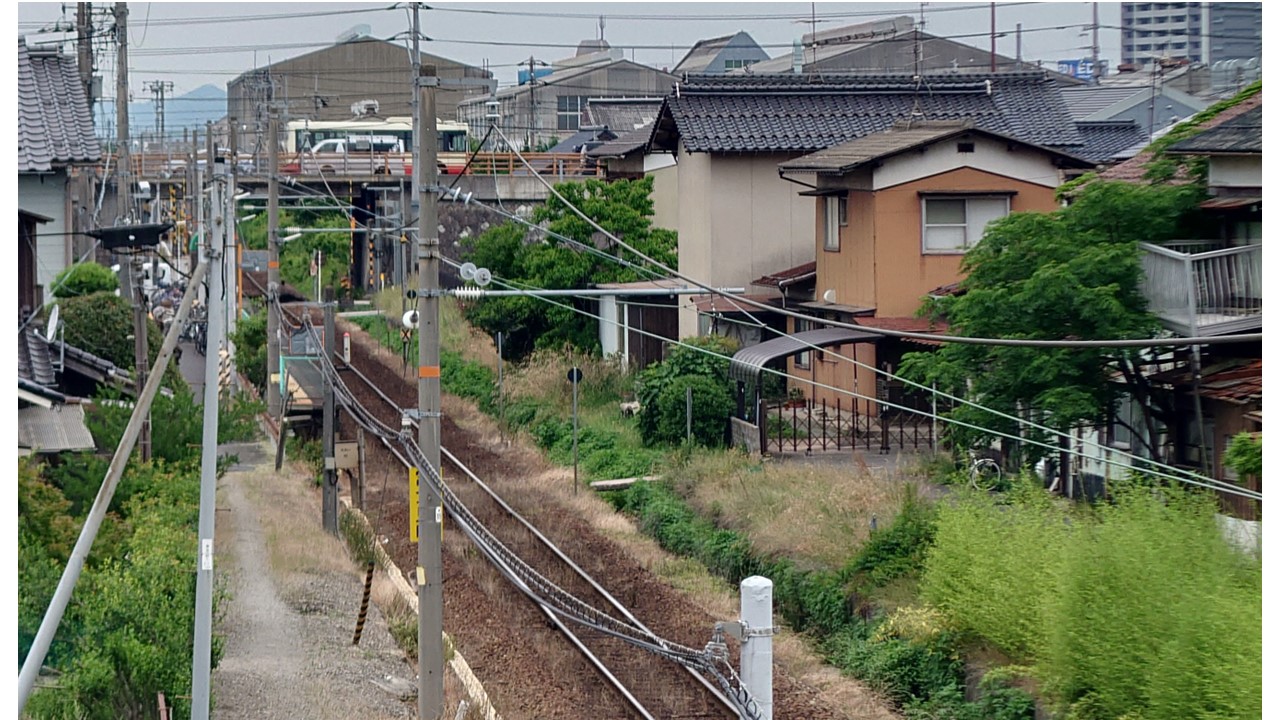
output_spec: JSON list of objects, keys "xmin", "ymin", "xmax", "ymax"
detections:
[{"xmin": 351, "ymin": 560, "xmax": 375, "ymax": 646}]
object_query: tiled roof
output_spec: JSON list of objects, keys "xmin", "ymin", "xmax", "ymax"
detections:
[
  {"xmin": 1098, "ymin": 92, "xmax": 1262, "ymax": 183},
  {"xmin": 1166, "ymin": 106, "xmax": 1262, "ymax": 154},
  {"xmin": 18, "ymin": 37, "xmax": 101, "ymax": 172},
  {"xmin": 586, "ymin": 123, "xmax": 654, "ymax": 159},
  {"xmin": 779, "ymin": 122, "xmax": 1093, "ymax": 174},
  {"xmin": 653, "ymin": 71, "xmax": 1084, "ymax": 155},
  {"xmin": 1073, "ymin": 120, "xmax": 1148, "ymax": 163},
  {"xmin": 18, "ymin": 327, "xmax": 56, "ymax": 387}
]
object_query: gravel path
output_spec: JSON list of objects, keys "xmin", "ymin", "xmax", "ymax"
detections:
[{"xmin": 211, "ymin": 439, "xmax": 417, "ymax": 720}]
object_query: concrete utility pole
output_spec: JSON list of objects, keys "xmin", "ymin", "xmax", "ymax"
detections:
[
  {"xmin": 1091, "ymin": 2, "xmax": 1101, "ymax": 84},
  {"xmin": 411, "ymin": 3, "xmax": 422, "ymax": 199},
  {"xmin": 989, "ymin": 2, "xmax": 997, "ymax": 73},
  {"xmin": 190, "ymin": 157, "xmax": 227, "ymax": 720},
  {"xmin": 527, "ymin": 56, "xmax": 537, "ymax": 151},
  {"xmin": 416, "ymin": 64, "xmax": 445, "ymax": 720},
  {"xmin": 114, "ymin": 2, "xmax": 129, "ymax": 224},
  {"xmin": 267, "ymin": 113, "xmax": 282, "ymax": 418},
  {"xmin": 226, "ymin": 117, "xmax": 239, "ymax": 384},
  {"xmin": 740, "ymin": 577, "xmax": 775, "ymax": 720},
  {"xmin": 18, "ymin": 261, "xmax": 208, "ymax": 714},
  {"xmin": 76, "ymin": 3, "xmax": 95, "ymax": 118}
]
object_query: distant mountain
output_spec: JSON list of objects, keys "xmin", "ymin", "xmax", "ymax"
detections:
[{"xmin": 128, "ymin": 83, "xmax": 226, "ymax": 138}]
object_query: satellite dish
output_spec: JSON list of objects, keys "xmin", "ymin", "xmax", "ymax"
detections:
[
  {"xmin": 459, "ymin": 262, "xmax": 477, "ymax": 281},
  {"xmin": 474, "ymin": 268, "xmax": 492, "ymax": 287},
  {"xmin": 46, "ymin": 305, "xmax": 60, "ymax": 343},
  {"xmin": 402, "ymin": 310, "xmax": 419, "ymax": 329},
  {"xmin": 822, "ymin": 288, "xmax": 837, "ymax": 304}
]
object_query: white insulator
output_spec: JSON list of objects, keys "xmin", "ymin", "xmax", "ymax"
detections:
[{"xmin": 453, "ymin": 287, "xmax": 484, "ymax": 300}]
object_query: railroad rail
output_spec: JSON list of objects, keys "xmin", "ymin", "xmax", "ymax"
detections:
[
  {"xmin": 332, "ymin": 318, "xmax": 742, "ymax": 720},
  {"xmin": 273, "ymin": 302, "xmax": 757, "ymax": 719}
]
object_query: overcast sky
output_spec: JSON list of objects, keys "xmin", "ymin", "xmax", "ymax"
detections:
[{"xmin": 17, "ymin": 1, "xmax": 1126, "ymax": 97}]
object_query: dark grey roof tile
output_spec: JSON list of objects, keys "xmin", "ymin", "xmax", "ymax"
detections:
[{"xmin": 18, "ymin": 37, "xmax": 101, "ymax": 172}]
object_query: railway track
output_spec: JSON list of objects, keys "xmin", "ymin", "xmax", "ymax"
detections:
[{"xmin": 274, "ymin": 304, "xmax": 747, "ymax": 719}]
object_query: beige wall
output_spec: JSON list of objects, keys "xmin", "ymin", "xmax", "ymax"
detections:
[
  {"xmin": 650, "ymin": 164, "xmax": 679, "ymax": 232},
  {"xmin": 677, "ymin": 149, "xmax": 815, "ymax": 336},
  {"xmin": 1208, "ymin": 156, "xmax": 1262, "ymax": 189},
  {"xmin": 785, "ymin": 315, "xmax": 880, "ymax": 413},
  {"xmin": 815, "ymin": 166, "xmax": 1060, "ymax": 319}
]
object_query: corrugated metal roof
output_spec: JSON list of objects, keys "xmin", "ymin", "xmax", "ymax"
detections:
[
  {"xmin": 583, "ymin": 98, "xmax": 663, "ymax": 131},
  {"xmin": 751, "ymin": 262, "xmax": 816, "ymax": 288},
  {"xmin": 654, "ymin": 71, "xmax": 1084, "ymax": 155},
  {"xmin": 586, "ymin": 123, "xmax": 655, "ymax": 159},
  {"xmin": 19, "ymin": 404, "xmax": 96, "ymax": 453},
  {"xmin": 1059, "ymin": 86, "xmax": 1150, "ymax": 120},
  {"xmin": 18, "ymin": 37, "xmax": 102, "ymax": 172},
  {"xmin": 729, "ymin": 327, "xmax": 879, "ymax": 383}
]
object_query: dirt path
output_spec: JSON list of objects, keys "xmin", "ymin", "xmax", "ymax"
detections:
[{"xmin": 211, "ymin": 439, "xmax": 417, "ymax": 720}]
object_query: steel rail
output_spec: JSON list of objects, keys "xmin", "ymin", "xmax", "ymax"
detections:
[{"xmin": 331, "ymin": 341, "xmax": 659, "ymax": 720}]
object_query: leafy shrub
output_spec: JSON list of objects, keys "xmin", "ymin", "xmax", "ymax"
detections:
[
  {"xmin": 52, "ymin": 263, "xmax": 119, "ymax": 298},
  {"xmin": 652, "ymin": 374, "xmax": 734, "ymax": 447},
  {"xmin": 229, "ymin": 309, "xmax": 268, "ymax": 394},
  {"xmin": 1223, "ymin": 431, "xmax": 1262, "ymax": 481},
  {"xmin": 845, "ymin": 485, "xmax": 938, "ymax": 591},
  {"xmin": 634, "ymin": 334, "xmax": 738, "ymax": 445},
  {"xmin": 825, "ymin": 623, "xmax": 965, "ymax": 708},
  {"xmin": 58, "ymin": 292, "xmax": 185, "ymax": 387},
  {"xmin": 441, "ymin": 348, "xmax": 495, "ymax": 411}
]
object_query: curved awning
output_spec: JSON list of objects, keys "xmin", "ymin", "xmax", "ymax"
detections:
[{"xmin": 729, "ymin": 327, "xmax": 879, "ymax": 384}]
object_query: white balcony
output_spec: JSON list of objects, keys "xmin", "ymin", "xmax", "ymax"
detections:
[{"xmin": 1139, "ymin": 240, "xmax": 1262, "ymax": 337}]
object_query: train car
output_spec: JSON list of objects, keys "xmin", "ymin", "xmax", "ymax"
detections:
[{"xmin": 284, "ymin": 116, "xmax": 470, "ymax": 174}]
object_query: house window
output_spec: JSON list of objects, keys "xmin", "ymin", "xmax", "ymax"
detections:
[
  {"xmin": 824, "ymin": 194, "xmax": 847, "ymax": 252},
  {"xmin": 921, "ymin": 196, "xmax": 1010, "ymax": 253},
  {"xmin": 557, "ymin": 95, "xmax": 587, "ymax": 131},
  {"xmin": 723, "ymin": 59, "xmax": 759, "ymax": 70},
  {"xmin": 794, "ymin": 317, "xmax": 813, "ymax": 368}
]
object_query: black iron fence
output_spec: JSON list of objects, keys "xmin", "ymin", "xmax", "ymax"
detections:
[{"xmin": 761, "ymin": 387, "xmax": 943, "ymax": 454}]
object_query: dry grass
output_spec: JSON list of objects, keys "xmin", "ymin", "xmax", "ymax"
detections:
[
  {"xmin": 371, "ymin": 285, "xmax": 501, "ymax": 369},
  {"xmin": 672, "ymin": 450, "xmax": 929, "ymax": 571}
]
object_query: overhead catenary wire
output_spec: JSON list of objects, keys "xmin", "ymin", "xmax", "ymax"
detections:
[
  {"xmin": 434, "ymin": 258, "xmax": 1259, "ymax": 502},
  {"xmin": 428, "ymin": 167, "xmax": 1249, "ymax": 494}
]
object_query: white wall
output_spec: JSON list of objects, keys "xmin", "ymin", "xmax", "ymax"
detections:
[
  {"xmin": 19, "ymin": 173, "xmax": 70, "ymax": 297},
  {"xmin": 873, "ymin": 134, "xmax": 1067, "ymax": 191},
  {"xmin": 1207, "ymin": 156, "xmax": 1262, "ymax": 189}
]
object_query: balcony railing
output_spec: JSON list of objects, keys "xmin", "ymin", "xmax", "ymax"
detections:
[{"xmin": 1139, "ymin": 240, "xmax": 1262, "ymax": 336}]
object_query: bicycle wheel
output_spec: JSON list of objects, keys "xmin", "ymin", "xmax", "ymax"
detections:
[{"xmin": 970, "ymin": 459, "xmax": 1002, "ymax": 491}]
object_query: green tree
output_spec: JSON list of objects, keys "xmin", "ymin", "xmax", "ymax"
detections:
[
  {"xmin": 239, "ymin": 204, "xmax": 355, "ymax": 300},
  {"xmin": 58, "ymin": 292, "xmax": 186, "ymax": 388},
  {"xmin": 900, "ymin": 181, "xmax": 1205, "ymax": 464},
  {"xmin": 460, "ymin": 176, "xmax": 677, "ymax": 359},
  {"xmin": 52, "ymin": 262, "xmax": 119, "ymax": 298}
]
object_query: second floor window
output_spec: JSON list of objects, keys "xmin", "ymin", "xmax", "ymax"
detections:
[
  {"xmin": 922, "ymin": 196, "xmax": 1010, "ymax": 253},
  {"xmin": 824, "ymin": 194, "xmax": 847, "ymax": 251}
]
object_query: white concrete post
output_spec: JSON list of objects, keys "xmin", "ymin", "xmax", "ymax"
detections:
[{"xmin": 740, "ymin": 575, "xmax": 773, "ymax": 720}]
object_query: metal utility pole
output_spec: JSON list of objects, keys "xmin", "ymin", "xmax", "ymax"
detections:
[
  {"xmin": 267, "ymin": 113, "xmax": 282, "ymax": 418},
  {"xmin": 114, "ymin": 2, "xmax": 129, "ymax": 223},
  {"xmin": 322, "ymin": 303, "xmax": 338, "ymax": 534},
  {"xmin": 416, "ymin": 65, "xmax": 445, "ymax": 720},
  {"xmin": 1016, "ymin": 23, "xmax": 1023, "ymax": 69},
  {"xmin": 19, "ymin": 261, "xmax": 208, "ymax": 714},
  {"xmin": 147, "ymin": 79, "xmax": 174, "ymax": 141},
  {"xmin": 76, "ymin": 3, "xmax": 95, "ymax": 118},
  {"xmin": 190, "ymin": 157, "xmax": 227, "ymax": 720}
]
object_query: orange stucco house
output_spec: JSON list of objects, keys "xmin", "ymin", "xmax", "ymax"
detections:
[{"xmin": 772, "ymin": 121, "xmax": 1094, "ymax": 411}]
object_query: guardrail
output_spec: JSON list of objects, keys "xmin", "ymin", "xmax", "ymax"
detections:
[{"xmin": 130, "ymin": 152, "xmax": 599, "ymax": 179}]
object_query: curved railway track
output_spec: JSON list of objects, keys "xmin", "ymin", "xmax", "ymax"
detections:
[{"xmin": 276, "ymin": 304, "xmax": 744, "ymax": 719}]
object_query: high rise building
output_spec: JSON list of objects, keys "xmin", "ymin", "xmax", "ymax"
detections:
[{"xmin": 1120, "ymin": 2, "xmax": 1261, "ymax": 68}]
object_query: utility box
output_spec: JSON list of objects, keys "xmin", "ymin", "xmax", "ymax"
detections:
[{"xmin": 335, "ymin": 441, "xmax": 359, "ymax": 470}]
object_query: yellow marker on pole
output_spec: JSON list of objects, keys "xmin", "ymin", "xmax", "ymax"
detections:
[{"xmin": 409, "ymin": 467, "xmax": 418, "ymax": 542}]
